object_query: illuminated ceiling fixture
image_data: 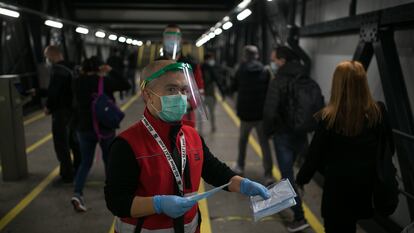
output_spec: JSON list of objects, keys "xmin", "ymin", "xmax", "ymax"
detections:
[
  {"xmin": 75, "ymin": 27, "xmax": 89, "ymax": 35},
  {"xmin": 137, "ymin": 41, "xmax": 143, "ymax": 46},
  {"xmin": 237, "ymin": 0, "xmax": 251, "ymax": 9},
  {"xmin": 95, "ymin": 31, "xmax": 106, "ymax": 38},
  {"xmin": 196, "ymin": 35, "xmax": 209, "ymax": 47},
  {"xmin": 118, "ymin": 36, "xmax": 126, "ymax": 43},
  {"xmin": 44, "ymin": 20, "xmax": 63, "ymax": 29},
  {"xmin": 214, "ymin": 28, "xmax": 223, "ymax": 35},
  {"xmin": 208, "ymin": 32, "xmax": 216, "ymax": 39},
  {"xmin": 108, "ymin": 34, "xmax": 118, "ymax": 40},
  {"xmin": 215, "ymin": 22, "xmax": 222, "ymax": 28},
  {"xmin": 126, "ymin": 38, "xmax": 133, "ymax": 44},
  {"xmin": 237, "ymin": 9, "xmax": 252, "ymax": 21},
  {"xmin": 0, "ymin": 7, "xmax": 20, "ymax": 18},
  {"xmin": 222, "ymin": 21, "xmax": 233, "ymax": 30},
  {"xmin": 146, "ymin": 40, "xmax": 151, "ymax": 46},
  {"xmin": 223, "ymin": 16, "xmax": 230, "ymax": 22}
]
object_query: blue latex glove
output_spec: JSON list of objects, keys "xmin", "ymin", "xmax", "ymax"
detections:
[
  {"xmin": 240, "ymin": 178, "xmax": 271, "ymax": 200},
  {"xmin": 153, "ymin": 195, "xmax": 197, "ymax": 218}
]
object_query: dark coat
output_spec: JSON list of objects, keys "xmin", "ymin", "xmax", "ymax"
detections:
[
  {"xmin": 234, "ymin": 60, "xmax": 269, "ymax": 121},
  {"xmin": 296, "ymin": 102, "xmax": 394, "ymax": 220},
  {"xmin": 263, "ymin": 61, "xmax": 306, "ymax": 135},
  {"xmin": 46, "ymin": 61, "xmax": 73, "ymax": 113},
  {"xmin": 75, "ymin": 72, "xmax": 130, "ymax": 132}
]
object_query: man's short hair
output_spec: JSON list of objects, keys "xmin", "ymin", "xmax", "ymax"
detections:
[
  {"xmin": 140, "ymin": 60, "xmax": 175, "ymax": 90},
  {"xmin": 243, "ymin": 45, "xmax": 259, "ymax": 61},
  {"xmin": 44, "ymin": 45, "xmax": 62, "ymax": 56}
]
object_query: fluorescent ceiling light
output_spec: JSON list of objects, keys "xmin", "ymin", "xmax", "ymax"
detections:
[
  {"xmin": 95, "ymin": 31, "xmax": 106, "ymax": 38},
  {"xmin": 214, "ymin": 28, "xmax": 223, "ymax": 35},
  {"xmin": 223, "ymin": 16, "xmax": 230, "ymax": 22},
  {"xmin": 237, "ymin": 0, "xmax": 251, "ymax": 9},
  {"xmin": 146, "ymin": 40, "xmax": 151, "ymax": 46},
  {"xmin": 215, "ymin": 22, "xmax": 222, "ymax": 28},
  {"xmin": 222, "ymin": 21, "xmax": 233, "ymax": 30},
  {"xmin": 108, "ymin": 34, "xmax": 118, "ymax": 40},
  {"xmin": 196, "ymin": 36, "xmax": 210, "ymax": 47},
  {"xmin": 132, "ymin": 40, "xmax": 141, "ymax": 46},
  {"xmin": 44, "ymin": 20, "xmax": 63, "ymax": 29},
  {"xmin": 75, "ymin": 27, "xmax": 89, "ymax": 34},
  {"xmin": 0, "ymin": 7, "xmax": 20, "ymax": 18},
  {"xmin": 118, "ymin": 36, "xmax": 126, "ymax": 43},
  {"xmin": 137, "ymin": 41, "xmax": 143, "ymax": 46},
  {"xmin": 208, "ymin": 32, "xmax": 215, "ymax": 39},
  {"xmin": 237, "ymin": 9, "xmax": 252, "ymax": 21},
  {"xmin": 126, "ymin": 38, "xmax": 133, "ymax": 44}
]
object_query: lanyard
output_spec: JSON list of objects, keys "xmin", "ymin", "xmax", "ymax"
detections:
[{"xmin": 142, "ymin": 116, "xmax": 187, "ymax": 195}]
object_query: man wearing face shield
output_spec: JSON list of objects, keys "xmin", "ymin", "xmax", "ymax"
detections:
[
  {"xmin": 162, "ymin": 24, "xmax": 204, "ymax": 128},
  {"xmin": 105, "ymin": 60, "xmax": 270, "ymax": 233}
]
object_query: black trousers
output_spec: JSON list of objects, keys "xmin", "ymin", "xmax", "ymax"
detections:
[
  {"xmin": 324, "ymin": 217, "xmax": 357, "ymax": 233},
  {"xmin": 52, "ymin": 109, "xmax": 77, "ymax": 181}
]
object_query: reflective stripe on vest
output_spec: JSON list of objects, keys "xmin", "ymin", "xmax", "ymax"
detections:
[{"xmin": 115, "ymin": 213, "xmax": 199, "ymax": 233}]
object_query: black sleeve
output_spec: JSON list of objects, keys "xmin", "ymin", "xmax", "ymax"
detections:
[
  {"xmin": 105, "ymin": 71, "xmax": 131, "ymax": 93},
  {"xmin": 105, "ymin": 138, "xmax": 139, "ymax": 218},
  {"xmin": 46, "ymin": 69, "xmax": 65, "ymax": 112},
  {"xmin": 378, "ymin": 102, "xmax": 395, "ymax": 154},
  {"xmin": 201, "ymin": 137, "xmax": 237, "ymax": 189},
  {"xmin": 296, "ymin": 124, "xmax": 327, "ymax": 186},
  {"xmin": 262, "ymin": 79, "xmax": 281, "ymax": 136}
]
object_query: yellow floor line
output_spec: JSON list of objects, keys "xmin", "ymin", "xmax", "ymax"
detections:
[
  {"xmin": 0, "ymin": 167, "xmax": 59, "ymax": 231},
  {"xmin": 0, "ymin": 94, "xmax": 140, "ymax": 232},
  {"xmin": 215, "ymin": 93, "xmax": 325, "ymax": 233},
  {"xmin": 23, "ymin": 112, "xmax": 46, "ymax": 126},
  {"xmin": 198, "ymin": 181, "xmax": 213, "ymax": 233},
  {"xmin": 108, "ymin": 218, "xmax": 115, "ymax": 233}
]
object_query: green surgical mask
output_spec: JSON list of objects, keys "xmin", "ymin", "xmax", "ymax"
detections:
[{"xmin": 149, "ymin": 90, "xmax": 188, "ymax": 122}]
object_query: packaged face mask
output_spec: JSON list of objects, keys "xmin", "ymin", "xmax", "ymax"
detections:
[{"xmin": 250, "ymin": 179, "xmax": 297, "ymax": 222}]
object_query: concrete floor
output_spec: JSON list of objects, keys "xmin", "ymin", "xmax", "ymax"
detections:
[{"xmin": 0, "ymin": 93, "xmax": 367, "ymax": 233}]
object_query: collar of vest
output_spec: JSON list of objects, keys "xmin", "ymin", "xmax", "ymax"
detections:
[{"xmin": 143, "ymin": 108, "xmax": 183, "ymax": 142}]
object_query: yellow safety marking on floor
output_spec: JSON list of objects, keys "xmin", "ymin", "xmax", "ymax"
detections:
[
  {"xmin": 215, "ymin": 93, "xmax": 325, "ymax": 233},
  {"xmin": 23, "ymin": 112, "xmax": 46, "ymax": 126},
  {"xmin": 25, "ymin": 133, "xmax": 53, "ymax": 154},
  {"xmin": 108, "ymin": 218, "xmax": 115, "ymax": 233},
  {"xmin": 0, "ymin": 94, "xmax": 140, "ymax": 231},
  {"xmin": 198, "ymin": 181, "xmax": 213, "ymax": 233},
  {"xmin": 0, "ymin": 167, "xmax": 59, "ymax": 231}
]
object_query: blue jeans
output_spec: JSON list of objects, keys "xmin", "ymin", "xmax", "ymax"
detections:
[
  {"xmin": 74, "ymin": 131, "xmax": 114, "ymax": 195},
  {"xmin": 273, "ymin": 132, "xmax": 307, "ymax": 221}
]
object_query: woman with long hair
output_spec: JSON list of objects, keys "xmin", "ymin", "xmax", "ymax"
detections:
[{"xmin": 296, "ymin": 60, "xmax": 395, "ymax": 233}]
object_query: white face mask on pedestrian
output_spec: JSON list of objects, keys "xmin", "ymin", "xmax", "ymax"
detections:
[{"xmin": 207, "ymin": 59, "xmax": 215, "ymax": 67}]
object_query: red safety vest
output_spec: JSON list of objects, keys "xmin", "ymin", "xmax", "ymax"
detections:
[{"xmin": 115, "ymin": 108, "xmax": 204, "ymax": 233}]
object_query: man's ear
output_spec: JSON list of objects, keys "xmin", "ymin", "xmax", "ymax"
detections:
[{"xmin": 142, "ymin": 89, "xmax": 150, "ymax": 104}]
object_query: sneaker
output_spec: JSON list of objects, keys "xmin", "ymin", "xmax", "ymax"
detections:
[
  {"xmin": 71, "ymin": 194, "xmax": 87, "ymax": 212},
  {"xmin": 232, "ymin": 164, "xmax": 244, "ymax": 176},
  {"xmin": 287, "ymin": 219, "xmax": 309, "ymax": 232},
  {"xmin": 264, "ymin": 175, "xmax": 276, "ymax": 186}
]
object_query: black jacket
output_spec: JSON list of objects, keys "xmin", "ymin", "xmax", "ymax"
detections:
[
  {"xmin": 46, "ymin": 61, "xmax": 73, "ymax": 113},
  {"xmin": 296, "ymin": 103, "xmax": 394, "ymax": 220},
  {"xmin": 234, "ymin": 60, "xmax": 269, "ymax": 121},
  {"xmin": 263, "ymin": 61, "xmax": 306, "ymax": 135},
  {"xmin": 75, "ymin": 72, "xmax": 130, "ymax": 132}
]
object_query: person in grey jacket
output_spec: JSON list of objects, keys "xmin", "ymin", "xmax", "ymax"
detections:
[
  {"xmin": 232, "ymin": 45, "xmax": 275, "ymax": 186},
  {"xmin": 263, "ymin": 46, "xmax": 309, "ymax": 232}
]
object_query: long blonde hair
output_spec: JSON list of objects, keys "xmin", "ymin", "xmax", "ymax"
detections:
[{"xmin": 319, "ymin": 60, "xmax": 381, "ymax": 136}]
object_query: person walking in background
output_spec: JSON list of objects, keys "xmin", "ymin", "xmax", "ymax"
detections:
[
  {"xmin": 296, "ymin": 61, "xmax": 396, "ymax": 233},
  {"xmin": 71, "ymin": 56, "xmax": 130, "ymax": 212},
  {"xmin": 263, "ymin": 46, "xmax": 310, "ymax": 232},
  {"xmin": 43, "ymin": 45, "xmax": 79, "ymax": 183},
  {"xmin": 200, "ymin": 52, "xmax": 221, "ymax": 133},
  {"xmin": 107, "ymin": 48, "xmax": 126, "ymax": 100},
  {"xmin": 232, "ymin": 45, "xmax": 275, "ymax": 186}
]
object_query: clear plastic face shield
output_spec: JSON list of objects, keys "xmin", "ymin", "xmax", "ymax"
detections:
[
  {"xmin": 141, "ymin": 62, "xmax": 208, "ymax": 123},
  {"xmin": 163, "ymin": 31, "xmax": 182, "ymax": 60}
]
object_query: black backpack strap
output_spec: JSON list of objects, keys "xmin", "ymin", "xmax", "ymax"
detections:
[{"xmin": 134, "ymin": 217, "xmax": 146, "ymax": 233}]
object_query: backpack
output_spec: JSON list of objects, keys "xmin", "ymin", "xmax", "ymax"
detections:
[
  {"xmin": 285, "ymin": 74, "xmax": 325, "ymax": 133},
  {"xmin": 91, "ymin": 76, "xmax": 125, "ymax": 139},
  {"xmin": 372, "ymin": 106, "xmax": 399, "ymax": 216}
]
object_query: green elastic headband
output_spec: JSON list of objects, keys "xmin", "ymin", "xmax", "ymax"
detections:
[
  {"xmin": 141, "ymin": 62, "xmax": 192, "ymax": 89},
  {"xmin": 163, "ymin": 31, "xmax": 182, "ymax": 36}
]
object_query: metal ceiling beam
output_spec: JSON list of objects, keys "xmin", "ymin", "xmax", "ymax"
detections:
[
  {"xmin": 73, "ymin": 3, "xmax": 231, "ymax": 11},
  {"xmin": 79, "ymin": 19, "xmax": 218, "ymax": 26},
  {"xmin": 299, "ymin": 2, "xmax": 414, "ymax": 37}
]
